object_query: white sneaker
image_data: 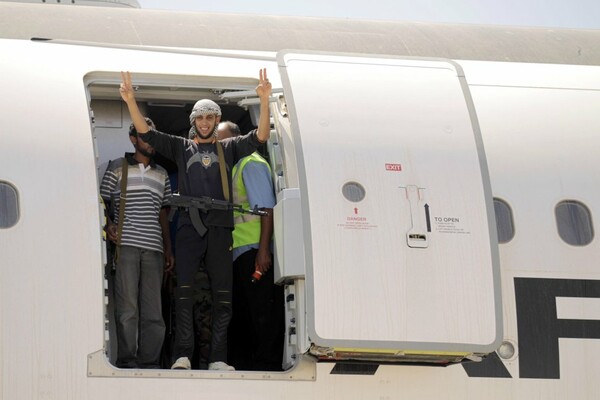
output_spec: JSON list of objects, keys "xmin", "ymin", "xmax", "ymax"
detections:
[
  {"xmin": 171, "ymin": 357, "xmax": 191, "ymax": 370},
  {"xmin": 208, "ymin": 361, "xmax": 235, "ymax": 371}
]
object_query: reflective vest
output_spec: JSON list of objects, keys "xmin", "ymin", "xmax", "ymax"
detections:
[{"xmin": 231, "ymin": 152, "xmax": 271, "ymax": 249}]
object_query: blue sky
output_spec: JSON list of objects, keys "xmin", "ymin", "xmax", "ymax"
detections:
[{"xmin": 138, "ymin": 0, "xmax": 600, "ymax": 29}]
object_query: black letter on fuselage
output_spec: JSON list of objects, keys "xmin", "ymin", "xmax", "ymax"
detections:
[
  {"xmin": 515, "ymin": 278, "xmax": 600, "ymax": 379},
  {"xmin": 462, "ymin": 351, "xmax": 512, "ymax": 378}
]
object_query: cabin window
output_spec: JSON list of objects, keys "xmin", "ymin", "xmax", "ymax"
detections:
[
  {"xmin": 493, "ymin": 198, "xmax": 514, "ymax": 244},
  {"xmin": 555, "ymin": 200, "xmax": 594, "ymax": 246},
  {"xmin": 0, "ymin": 182, "xmax": 19, "ymax": 228}
]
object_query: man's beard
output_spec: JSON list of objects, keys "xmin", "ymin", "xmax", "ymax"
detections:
[
  {"xmin": 196, "ymin": 126, "xmax": 215, "ymax": 140},
  {"xmin": 137, "ymin": 147, "xmax": 154, "ymax": 158}
]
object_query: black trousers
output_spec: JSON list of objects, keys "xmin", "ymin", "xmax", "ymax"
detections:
[
  {"xmin": 172, "ymin": 223, "xmax": 233, "ymax": 364},
  {"xmin": 228, "ymin": 249, "xmax": 285, "ymax": 371}
]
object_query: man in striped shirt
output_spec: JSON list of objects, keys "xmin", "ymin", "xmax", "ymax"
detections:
[{"xmin": 100, "ymin": 119, "xmax": 174, "ymax": 369}]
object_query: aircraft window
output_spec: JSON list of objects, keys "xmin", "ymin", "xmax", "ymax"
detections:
[
  {"xmin": 0, "ymin": 182, "xmax": 19, "ymax": 228},
  {"xmin": 493, "ymin": 198, "xmax": 514, "ymax": 243},
  {"xmin": 342, "ymin": 181, "xmax": 366, "ymax": 202},
  {"xmin": 555, "ymin": 200, "xmax": 594, "ymax": 246}
]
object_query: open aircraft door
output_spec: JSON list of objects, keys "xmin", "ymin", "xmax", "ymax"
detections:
[{"xmin": 275, "ymin": 51, "xmax": 502, "ymax": 364}]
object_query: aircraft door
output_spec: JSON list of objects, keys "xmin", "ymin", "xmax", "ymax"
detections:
[{"xmin": 276, "ymin": 51, "xmax": 501, "ymax": 362}]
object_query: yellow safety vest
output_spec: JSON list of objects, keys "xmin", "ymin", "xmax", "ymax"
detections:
[{"xmin": 232, "ymin": 152, "xmax": 271, "ymax": 249}]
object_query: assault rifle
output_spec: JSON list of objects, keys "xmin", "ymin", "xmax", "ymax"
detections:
[{"xmin": 166, "ymin": 193, "xmax": 268, "ymax": 237}]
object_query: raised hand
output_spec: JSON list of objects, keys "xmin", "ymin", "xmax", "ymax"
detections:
[
  {"xmin": 255, "ymin": 68, "xmax": 272, "ymax": 100},
  {"xmin": 119, "ymin": 71, "xmax": 150, "ymax": 134},
  {"xmin": 119, "ymin": 71, "xmax": 136, "ymax": 103},
  {"xmin": 255, "ymin": 68, "xmax": 272, "ymax": 143}
]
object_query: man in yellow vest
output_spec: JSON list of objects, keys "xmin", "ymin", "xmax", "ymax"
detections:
[{"xmin": 218, "ymin": 121, "xmax": 284, "ymax": 371}]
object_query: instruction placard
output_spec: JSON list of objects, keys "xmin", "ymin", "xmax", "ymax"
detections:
[
  {"xmin": 337, "ymin": 209, "xmax": 378, "ymax": 230},
  {"xmin": 434, "ymin": 216, "xmax": 471, "ymax": 235}
]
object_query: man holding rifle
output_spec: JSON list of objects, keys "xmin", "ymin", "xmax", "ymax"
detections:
[{"xmin": 119, "ymin": 69, "xmax": 272, "ymax": 371}]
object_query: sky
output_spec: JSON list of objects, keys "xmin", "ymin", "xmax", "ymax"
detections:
[{"xmin": 137, "ymin": 0, "xmax": 600, "ymax": 30}]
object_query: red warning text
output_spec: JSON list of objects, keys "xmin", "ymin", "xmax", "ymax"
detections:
[{"xmin": 385, "ymin": 163, "xmax": 402, "ymax": 171}]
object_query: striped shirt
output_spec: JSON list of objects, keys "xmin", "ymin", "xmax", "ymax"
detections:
[{"xmin": 100, "ymin": 154, "xmax": 172, "ymax": 253}]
